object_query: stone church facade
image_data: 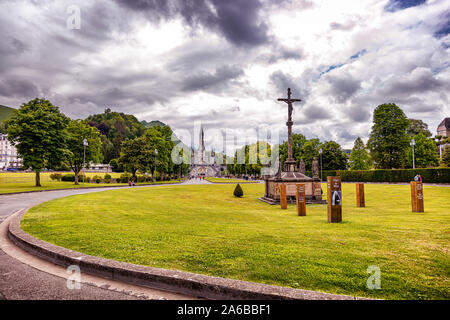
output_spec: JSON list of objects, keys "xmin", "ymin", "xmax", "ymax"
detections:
[{"xmin": 189, "ymin": 126, "xmax": 225, "ymax": 177}]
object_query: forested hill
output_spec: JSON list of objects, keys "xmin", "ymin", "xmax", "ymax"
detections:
[
  {"xmin": 141, "ymin": 120, "xmax": 166, "ymax": 128},
  {"xmin": 85, "ymin": 108, "xmax": 147, "ymax": 163},
  {"xmin": 0, "ymin": 105, "xmax": 14, "ymax": 122}
]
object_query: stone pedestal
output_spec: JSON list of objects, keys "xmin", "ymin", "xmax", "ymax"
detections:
[
  {"xmin": 410, "ymin": 181, "xmax": 424, "ymax": 212},
  {"xmin": 296, "ymin": 183, "xmax": 306, "ymax": 216},
  {"xmin": 260, "ymin": 171, "xmax": 326, "ymax": 205},
  {"xmin": 356, "ymin": 183, "xmax": 365, "ymax": 207},
  {"xmin": 327, "ymin": 176, "xmax": 342, "ymax": 223}
]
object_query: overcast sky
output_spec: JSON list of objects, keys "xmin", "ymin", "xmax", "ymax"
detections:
[{"xmin": 0, "ymin": 0, "xmax": 449, "ymax": 153}]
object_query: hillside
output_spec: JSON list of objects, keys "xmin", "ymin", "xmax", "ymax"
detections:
[
  {"xmin": 0, "ymin": 105, "xmax": 14, "ymax": 122},
  {"xmin": 141, "ymin": 120, "xmax": 166, "ymax": 128}
]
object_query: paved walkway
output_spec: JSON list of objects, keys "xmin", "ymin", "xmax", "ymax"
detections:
[
  {"xmin": 182, "ymin": 178, "xmax": 212, "ymax": 185},
  {"xmin": 0, "ymin": 184, "xmax": 198, "ymax": 300}
]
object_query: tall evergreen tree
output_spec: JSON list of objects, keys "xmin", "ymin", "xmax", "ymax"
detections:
[
  {"xmin": 367, "ymin": 103, "xmax": 409, "ymax": 169},
  {"xmin": 349, "ymin": 137, "xmax": 371, "ymax": 170}
]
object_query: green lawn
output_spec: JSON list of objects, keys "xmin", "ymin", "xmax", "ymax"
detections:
[
  {"xmin": 205, "ymin": 177, "xmax": 260, "ymax": 183},
  {"xmin": 22, "ymin": 183, "xmax": 450, "ymax": 299},
  {"xmin": 0, "ymin": 172, "xmax": 181, "ymax": 194}
]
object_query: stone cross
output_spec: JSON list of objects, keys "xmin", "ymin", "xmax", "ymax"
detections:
[{"xmin": 277, "ymin": 88, "xmax": 301, "ymax": 162}]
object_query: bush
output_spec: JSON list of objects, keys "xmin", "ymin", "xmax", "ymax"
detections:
[
  {"xmin": 61, "ymin": 174, "xmax": 83, "ymax": 182},
  {"xmin": 136, "ymin": 175, "xmax": 146, "ymax": 183},
  {"xmin": 92, "ymin": 175, "xmax": 102, "ymax": 183},
  {"xmin": 120, "ymin": 174, "xmax": 131, "ymax": 183},
  {"xmin": 49, "ymin": 173, "xmax": 62, "ymax": 181},
  {"xmin": 104, "ymin": 174, "xmax": 112, "ymax": 183},
  {"xmin": 234, "ymin": 184, "xmax": 244, "ymax": 197}
]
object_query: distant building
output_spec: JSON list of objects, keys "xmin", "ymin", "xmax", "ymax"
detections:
[
  {"xmin": 437, "ymin": 118, "xmax": 450, "ymax": 158},
  {"xmin": 86, "ymin": 163, "xmax": 112, "ymax": 173},
  {"xmin": 0, "ymin": 134, "xmax": 22, "ymax": 170},
  {"xmin": 189, "ymin": 125, "xmax": 225, "ymax": 177},
  {"xmin": 437, "ymin": 118, "xmax": 450, "ymax": 137}
]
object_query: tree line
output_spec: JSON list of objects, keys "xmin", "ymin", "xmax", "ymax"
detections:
[
  {"xmin": 2, "ymin": 99, "xmax": 449, "ymax": 187},
  {"xmin": 3, "ymin": 99, "xmax": 184, "ymax": 186}
]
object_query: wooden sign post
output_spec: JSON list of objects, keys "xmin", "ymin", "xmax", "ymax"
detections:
[
  {"xmin": 410, "ymin": 181, "xmax": 424, "ymax": 212},
  {"xmin": 356, "ymin": 183, "xmax": 365, "ymax": 207},
  {"xmin": 296, "ymin": 183, "xmax": 306, "ymax": 216},
  {"xmin": 327, "ymin": 176, "xmax": 342, "ymax": 223},
  {"xmin": 280, "ymin": 183, "xmax": 287, "ymax": 209}
]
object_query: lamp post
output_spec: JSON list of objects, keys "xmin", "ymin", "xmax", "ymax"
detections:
[
  {"xmin": 154, "ymin": 148, "xmax": 158, "ymax": 184},
  {"xmin": 179, "ymin": 148, "xmax": 183, "ymax": 182},
  {"xmin": 410, "ymin": 139, "xmax": 415, "ymax": 169},
  {"xmin": 319, "ymin": 148, "xmax": 323, "ymax": 181},
  {"xmin": 82, "ymin": 138, "xmax": 88, "ymax": 188}
]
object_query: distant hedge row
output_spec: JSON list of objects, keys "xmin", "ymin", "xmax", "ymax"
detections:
[{"xmin": 304, "ymin": 168, "xmax": 450, "ymax": 183}]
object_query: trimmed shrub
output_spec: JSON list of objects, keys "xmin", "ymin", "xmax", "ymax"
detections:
[
  {"xmin": 104, "ymin": 174, "xmax": 112, "ymax": 183},
  {"xmin": 120, "ymin": 174, "xmax": 131, "ymax": 183},
  {"xmin": 49, "ymin": 173, "xmax": 62, "ymax": 181},
  {"xmin": 337, "ymin": 168, "xmax": 449, "ymax": 183},
  {"xmin": 92, "ymin": 175, "xmax": 102, "ymax": 184},
  {"xmin": 61, "ymin": 174, "xmax": 83, "ymax": 182},
  {"xmin": 303, "ymin": 168, "xmax": 449, "ymax": 183},
  {"xmin": 234, "ymin": 184, "xmax": 244, "ymax": 197}
]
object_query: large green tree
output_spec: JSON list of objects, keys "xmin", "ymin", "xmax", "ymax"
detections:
[
  {"xmin": 441, "ymin": 145, "xmax": 450, "ymax": 167},
  {"xmin": 298, "ymin": 138, "xmax": 321, "ymax": 170},
  {"xmin": 407, "ymin": 119, "xmax": 432, "ymax": 137},
  {"xmin": 367, "ymin": 103, "xmax": 410, "ymax": 169},
  {"xmin": 118, "ymin": 136, "xmax": 151, "ymax": 180},
  {"xmin": 279, "ymin": 133, "xmax": 307, "ymax": 167},
  {"xmin": 407, "ymin": 133, "xmax": 439, "ymax": 168},
  {"xmin": 65, "ymin": 120, "xmax": 103, "ymax": 184},
  {"xmin": 320, "ymin": 141, "xmax": 348, "ymax": 170},
  {"xmin": 349, "ymin": 137, "xmax": 371, "ymax": 170},
  {"xmin": 6, "ymin": 98, "xmax": 69, "ymax": 186}
]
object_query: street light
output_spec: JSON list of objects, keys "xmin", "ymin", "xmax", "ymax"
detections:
[
  {"xmin": 319, "ymin": 148, "xmax": 323, "ymax": 181},
  {"xmin": 82, "ymin": 138, "xmax": 88, "ymax": 188},
  {"xmin": 410, "ymin": 139, "xmax": 416, "ymax": 169},
  {"xmin": 154, "ymin": 148, "xmax": 158, "ymax": 184},
  {"xmin": 179, "ymin": 148, "xmax": 183, "ymax": 182}
]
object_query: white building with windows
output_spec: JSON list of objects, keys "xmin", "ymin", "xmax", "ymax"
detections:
[{"xmin": 0, "ymin": 134, "xmax": 22, "ymax": 170}]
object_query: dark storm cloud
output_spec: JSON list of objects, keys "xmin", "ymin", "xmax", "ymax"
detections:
[
  {"xmin": 270, "ymin": 71, "xmax": 309, "ymax": 100},
  {"xmin": 114, "ymin": 0, "xmax": 269, "ymax": 46},
  {"xmin": 303, "ymin": 105, "xmax": 331, "ymax": 120},
  {"xmin": 345, "ymin": 104, "xmax": 371, "ymax": 122},
  {"xmin": 326, "ymin": 74, "xmax": 361, "ymax": 103},
  {"xmin": 181, "ymin": 65, "xmax": 244, "ymax": 92},
  {"xmin": 0, "ymin": 78, "xmax": 39, "ymax": 98},
  {"xmin": 379, "ymin": 68, "xmax": 446, "ymax": 97}
]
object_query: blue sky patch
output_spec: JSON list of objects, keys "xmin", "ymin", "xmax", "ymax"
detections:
[
  {"xmin": 315, "ymin": 49, "xmax": 367, "ymax": 80},
  {"xmin": 384, "ymin": 0, "xmax": 427, "ymax": 12}
]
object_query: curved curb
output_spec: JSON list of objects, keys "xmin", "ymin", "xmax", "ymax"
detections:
[{"xmin": 8, "ymin": 209, "xmax": 364, "ymax": 300}]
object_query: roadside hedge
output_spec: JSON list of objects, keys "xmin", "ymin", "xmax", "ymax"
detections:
[
  {"xmin": 61, "ymin": 174, "xmax": 83, "ymax": 182},
  {"xmin": 305, "ymin": 168, "xmax": 450, "ymax": 183}
]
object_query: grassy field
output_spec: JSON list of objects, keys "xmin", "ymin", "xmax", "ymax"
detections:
[
  {"xmin": 22, "ymin": 183, "xmax": 450, "ymax": 299},
  {"xmin": 205, "ymin": 177, "xmax": 260, "ymax": 183},
  {"xmin": 0, "ymin": 172, "xmax": 181, "ymax": 194}
]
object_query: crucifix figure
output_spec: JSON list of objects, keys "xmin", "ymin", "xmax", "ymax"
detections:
[{"xmin": 277, "ymin": 88, "xmax": 301, "ymax": 171}]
